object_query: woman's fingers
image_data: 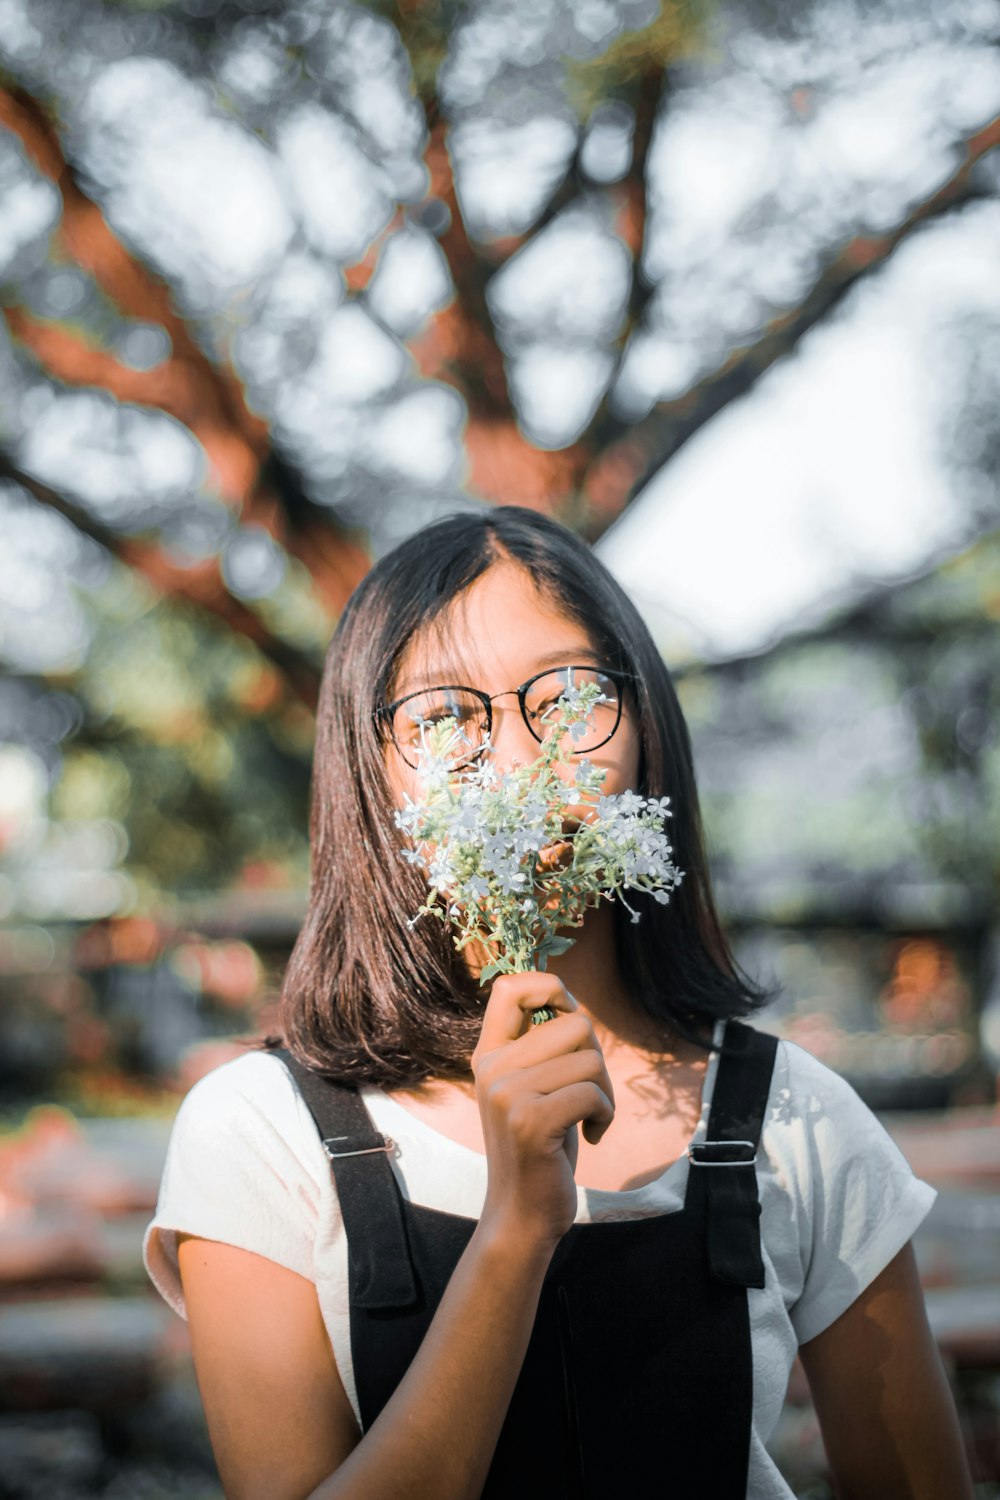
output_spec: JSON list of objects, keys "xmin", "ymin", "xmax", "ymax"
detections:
[
  {"xmin": 473, "ymin": 972, "xmax": 576, "ymax": 1062},
  {"xmin": 531, "ymin": 1082, "xmax": 615, "ymax": 1149},
  {"xmin": 473, "ymin": 974, "xmax": 614, "ymax": 1114},
  {"xmin": 513, "ymin": 1051, "xmax": 616, "ymax": 1144},
  {"xmin": 513, "ymin": 1009, "xmax": 603, "ymax": 1064}
]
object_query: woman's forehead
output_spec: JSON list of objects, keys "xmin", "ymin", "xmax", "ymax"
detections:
[{"xmin": 391, "ymin": 580, "xmax": 598, "ymax": 694}]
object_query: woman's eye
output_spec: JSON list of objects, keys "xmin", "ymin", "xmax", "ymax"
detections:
[
  {"xmin": 423, "ymin": 708, "xmax": 484, "ymax": 729},
  {"xmin": 401, "ymin": 712, "xmax": 446, "ymax": 738}
]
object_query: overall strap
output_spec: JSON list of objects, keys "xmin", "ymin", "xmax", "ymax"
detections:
[
  {"xmin": 689, "ymin": 1019, "xmax": 778, "ymax": 1290},
  {"xmin": 269, "ymin": 1048, "xmax": 418, "ymax": 1310}
]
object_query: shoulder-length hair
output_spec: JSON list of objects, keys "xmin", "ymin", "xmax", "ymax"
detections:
[{"xmin": 256, "ymin": 505, "xmax": 771, "ymax": 1084}]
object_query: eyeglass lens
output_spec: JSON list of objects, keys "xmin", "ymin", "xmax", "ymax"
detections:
[{"xmin": 391, "ymin": 667, "xmax": 621, "ymax": 767}]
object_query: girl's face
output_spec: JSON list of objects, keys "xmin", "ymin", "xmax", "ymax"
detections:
[{"xmin": 383, "ymin": 559, "xmax": 642, "ymax": 825}]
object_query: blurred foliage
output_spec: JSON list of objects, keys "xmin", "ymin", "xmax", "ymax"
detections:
[
  {"xmin": 0, "ymin": 0, "xmax": 999, "ymax": 1110},
  {"xmin": 1, "ymin": 22, "xmax": 998, "ymax": 1500},
  {"xmin": 676, "ymin": 522, "xmax": 999, "ymax": 1103},
  {"xmin": 681, "ymin": 528, "xmax": 1000, "ymax": 918},
  {"xmin": 0, "ymin": 538, "xmax": 312, "ymax": 910},
  {"xmin": 565, "ymin": 4, "xmax": 704, "ymax": 114},
  {"xmin": 66, "ymin": 596, "xmax": 313, "ymax": 897}
]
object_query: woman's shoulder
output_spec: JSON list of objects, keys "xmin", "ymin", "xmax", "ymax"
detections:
[
  {"xmin": 757, "ymin": 1030, "xmax": 935, "ymax": 1217},
  {"xmin": 177, "ymin": 1045, "xmax": 297, "ymax": 1110},
  {"xmin": 145, "ymin": 1049, "xmax": 333, "ymax": 1315},
  {"xmin": 166, "ymin": 1048, "xmax": 327, "ymax": 1170},
  {"xmin": 765, "ymin": 1031, "xmax": 891, "ymax": 1132},
  {"xmin": 748, "ymin": 1026, "xmax": 920, "ymax": 1197}
]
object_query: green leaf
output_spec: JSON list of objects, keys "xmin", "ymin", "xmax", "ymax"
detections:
[
  {"xmin": 479, "ymin": 961, "xmax": 504, "ymax": 985},
  {"xmin": 535, "ymin": 934, "xmax": 576, "ymax": 959}
]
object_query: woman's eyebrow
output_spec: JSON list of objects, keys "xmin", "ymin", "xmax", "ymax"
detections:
[{"xmin": 395, "ymin": 647, "xmax": 602, "ymax": 697}]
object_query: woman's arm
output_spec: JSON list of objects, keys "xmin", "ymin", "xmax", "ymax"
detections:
[
  {"xmin": 798, "ymin": 1239, "xmax": 974, "ymax": 1500},
  {"xmin": 178, "ymin": 972, "xmax": 615, "ymax": 1500},
  {"xmin": 177, "ymin": 1234, "xmax": 361, "ymax": 1498},
  {"xmin": 178, "ymin": 1219, "xmax": 554, "ymax": 1500}
]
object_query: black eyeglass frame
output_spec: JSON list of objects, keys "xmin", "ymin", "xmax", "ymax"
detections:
[{"xmin": 375, "ymin": 664, "xmax": 638, "ymax": 770}]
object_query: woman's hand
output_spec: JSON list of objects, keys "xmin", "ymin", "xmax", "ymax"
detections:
[{"xmin": 471, "ymin": 972, "xmax": 615, "ymax": 1253}]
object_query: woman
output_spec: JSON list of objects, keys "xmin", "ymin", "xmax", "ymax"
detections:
[{"xmin": 144, "ymin": 506, "xmax": 972, "ymax": 1499}]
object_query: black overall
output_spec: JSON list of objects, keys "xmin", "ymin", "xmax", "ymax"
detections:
[{"xmin": 271, "ymin": 1019, "xmax": 777, "ymax": 1499}]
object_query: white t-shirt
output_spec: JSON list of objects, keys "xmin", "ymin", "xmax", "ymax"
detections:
[{"xmin": 143, "ymin": 1020, "xmax": 936, "ymax": 1499}]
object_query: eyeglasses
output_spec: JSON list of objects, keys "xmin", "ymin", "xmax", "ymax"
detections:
[{"xmin": 376, "ymin": 664, "xmax": 636, "ymax": 771}]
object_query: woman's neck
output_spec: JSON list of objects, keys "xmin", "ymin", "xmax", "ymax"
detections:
[{"xmin": 535, "ymin": 901, "xmax": 688, "ymax": 1063}]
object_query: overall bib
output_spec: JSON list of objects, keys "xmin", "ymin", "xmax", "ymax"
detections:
[{"xmin": 271, "ymin": 1019, "xmax": 778, "ymax": 1499}]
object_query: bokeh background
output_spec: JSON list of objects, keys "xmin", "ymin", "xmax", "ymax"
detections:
[{"xmin": 1, "ymin": 0, "xmax": 999, "ymax": 1495}]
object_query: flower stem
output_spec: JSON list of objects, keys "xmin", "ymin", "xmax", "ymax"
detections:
[{"xmin": 529, "ymin": 1006, "xmax": 558, "ymax": 1025}]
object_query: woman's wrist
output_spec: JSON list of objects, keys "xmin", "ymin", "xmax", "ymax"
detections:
[{"xmin": 472, "ymin": 1211, "xmax": 562, "ymax": 1273}]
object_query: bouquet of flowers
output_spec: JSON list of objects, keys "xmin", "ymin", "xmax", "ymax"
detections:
[{"xmin": 393, "ymin": 678, "xmax": 685, "ymax": 1018}]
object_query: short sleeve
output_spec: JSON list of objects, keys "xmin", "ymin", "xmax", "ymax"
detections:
[
  {"xmin": 142, "ymin": 1051, "xmax": 331, "ymax": 1319},
  {"xmin": 782, "ymin": 1039, "xmax": 938, "ymax": 1346}
]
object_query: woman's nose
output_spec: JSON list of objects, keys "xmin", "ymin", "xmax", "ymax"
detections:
[{"xmin": 488, "ymin": 703, "xmax": 543, "ymax": 769}]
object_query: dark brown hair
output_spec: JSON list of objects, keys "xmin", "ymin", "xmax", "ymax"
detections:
[{"xmin": 256, "ymin": 505, "xmax": 771, "ymax": 1084}]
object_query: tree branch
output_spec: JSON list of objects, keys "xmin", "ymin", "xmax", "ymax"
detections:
[
  {"xmin": 412, "ymin": 59, "xmax": 669, "ymax": 518},
  {"xmin": 556, "ymin": 59, "xmax": 667, "ymax": 529},
  {"xmin": 413, "ymin": 112, "xmax": 592, "ymax": 511},
  {"xmin": 419, "ymin": 111, "xmax": 514, "ymax": 417},
  {"xmin": 576, "ymin": 111, "xmax": 1000, "ymax": 540},
  {"xmin": 0, "ymin": 457, "xmax": 323, "ymax": 710},
  {"xmin": 615, "ymin": 61, "xmax": 667, "ymax": 337},
  {"xmin": 0, "ymin": 85, "xmax": 372, "ymax": 622},
  {"xmin": 0, "ymin": 88, "xmax": 266, "ymax": 472}
]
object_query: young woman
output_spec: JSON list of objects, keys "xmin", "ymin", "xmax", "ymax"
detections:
[{"xmin": 144, "ymin": 506, "xmax": 972, "ymax": 1500}]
